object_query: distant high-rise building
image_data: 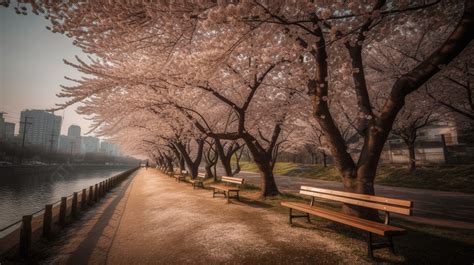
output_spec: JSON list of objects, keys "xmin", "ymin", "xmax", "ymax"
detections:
[
  {"xmin": 19, "ymin": 110, "xmax": 62, "ymax": 150},
  {"xmin": 4, "ymin": 122, "xmax": 15, "ymax": 139},
  {"xmin": 58, "ymin": 135, "xmax": 73, "ymax": 154},
  {"xmin": 100, "ymin": 140, "xmax": 120, "ymax": 156},
  {"xmin": 83, "ymin": 136, "xmax": 100, "ymax": 153},
  {"xmin": 58, "ymin": 125, "xmax": 83, "ymax": 154},
  {"xmin": 0, "ymin": 112, "xmax": 5, "ymax": 140},
  {"xmin": 68, "ymin": 125, "xmax": 81, "ymax": 137}
]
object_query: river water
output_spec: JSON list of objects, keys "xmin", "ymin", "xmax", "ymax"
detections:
[{"xmin": 0, "ymin": 166, "xmax": 133, "ymax": 229}]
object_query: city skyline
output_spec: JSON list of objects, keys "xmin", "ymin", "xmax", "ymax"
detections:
[
  {"xmin": 1, "ymin": 109, "xmax": 120, "ymax": 156},
  {"xmin": 0, "ymin": 5, "xmax": 93, "ymax": 136}
]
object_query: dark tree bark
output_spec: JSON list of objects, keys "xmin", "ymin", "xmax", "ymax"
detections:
[
  {"xmin": 321, "ymin": 151, "xmax": 327, "ymax": 168},
  {"xmin": 306, "ymin": 1, "xmax": 473, "ymax": 219},
  {"xmin": 215, "ymin": 139, "xmax": 241, "ymax": 176},
  {"xmin": 176, "ymin": 62, "xmax": 284, "ymax": 197},
  {"xmin": 203, "ymin": 140, "xmax": 219, "ymax": 181},
  {"xmin": 406, "ymin": 141, "xmax": 416, "ymax": 172},
  {"xmin": 231, "ymin": 146, "xmax": 244, "ymax": 175},
  {"xmin": 174, "ymin": 138, "xmax": 205, "ymax": 179}
]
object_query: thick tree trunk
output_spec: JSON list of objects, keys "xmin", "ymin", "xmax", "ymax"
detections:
[
  {"xmin": 254, "ymin": 159, "xmax": 279, "ymax": 197},
  {"xmin": 215, "ymin": 139, "xmax": 233, "ymax": 176},
  {"xmin": 245, "ymin": 143, "xmax": 279, "ymax": 196},
  {"xmin": 174, "ymin": 140, "xmax": 204, "ymax": 179},
  {"xmin": 341, "ymin": 165, "xmax": 380, "ymax": 220},
  {"xmin": 189, "ymin": 164, "xmax": 199, "ymax": 179}
]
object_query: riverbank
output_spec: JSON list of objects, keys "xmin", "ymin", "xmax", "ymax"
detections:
[
  {"xmin": 0, "ymin": 167, "xmax": 138, "ymax": 263},
  {"xmin": 239, "ymin": 162, "xmax": 474, "ymax": 194},
  {"xmin": 34, "ymin": 169, "xmax": 473, "ymax": 264}
]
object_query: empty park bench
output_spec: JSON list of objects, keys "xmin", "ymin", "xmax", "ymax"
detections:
[
  {"xmin": 210, "ymin": 176, "xmax": 244, "ymax": 203},
  {"xmin": 173, "ymin": 170, "xmax": 187, "ymax": 182},
  {"xmin": 281, "ymin": 186, "xmax": 413, "ymax": 259},
  {"xmin": 189, "ymin": 173, "xmax": 206, "ymax": 189}
]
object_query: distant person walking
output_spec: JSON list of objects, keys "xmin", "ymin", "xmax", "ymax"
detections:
[{"xmin": 145, "ymin": 161, "xmax": 149, "ymax": 170}]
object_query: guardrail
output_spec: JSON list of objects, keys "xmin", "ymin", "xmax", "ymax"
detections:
[{"xmin": 0, "ymin": 167, "xmax": 139, "ymax": 258}]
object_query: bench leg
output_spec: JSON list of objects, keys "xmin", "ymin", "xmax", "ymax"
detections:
[
  {"xmin": 289, "ymin": 208, "xmax": 293, "ymax": 224},
  {"xmin": 388, "ymin": 235, "xmax": 395, "ymax": 254},
  {"xmin": 226, "ymin": 191, "xmax": 230, "ymax": 203},
  {"xmin": 236, "ymin": 191, "xmax": 240, "ymax": 201},
  {"xmin": 288, "ymin": 209, "xmax": 310, "ymax": 224},
  {"xmin": 367, "ymin": 232, "xmax": 374, "ymax": 260},
  {"xmin": 212, "ymin": 188, "xmax": 215, "ymax": 198}
]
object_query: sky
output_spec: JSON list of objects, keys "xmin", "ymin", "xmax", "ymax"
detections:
[{"xmin": 0, "ymin": 5, "xmax": 93, "ymax": 136}]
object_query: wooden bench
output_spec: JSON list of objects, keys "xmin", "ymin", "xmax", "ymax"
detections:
[
  {"xmin": 163, "ymin": 169, "xmax": 173, "ymax": 176},
  {"xmin": 189, "ymin": 173, "xmax": 206, "ymax": 189},
  {"xmin": 209, "ymin": 176, "xmax": 244, "ymax": 203},
  {"xmin": 281, "ymin": 186, "xmax": 413, "ymax": 259},
  {"xmin": 173, "ymin": 170, "xmax": 187, "ymax": 182}
]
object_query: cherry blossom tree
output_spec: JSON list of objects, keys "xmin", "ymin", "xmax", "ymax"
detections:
[
  {"xmin": 7, "ymin": 0, "xmax": 473, "ymax": 216},
  {"xmin": 391, "ymin": 91, "xmax": 441, "ymax": 172}
]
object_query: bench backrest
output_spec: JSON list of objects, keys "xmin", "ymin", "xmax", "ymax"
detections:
[
  {"xmin": 300, "ymin": 186, "xmax": 413, "ymax": 216},
  {"xmin": 221, "ymin": 176, "xmax": 244, "ymax": 185},
  {"xmin": 197, "ymin": 172, "xmax": 206, "ymax": 179}
]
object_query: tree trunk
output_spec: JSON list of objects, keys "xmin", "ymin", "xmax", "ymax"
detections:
[
  {"xmin": 254, "ymin": 159, "xmax": 279, "ymax": 197},
  {"xmin": 407, "ymin": 142, "xmax": 416, "ymax": 172},
  {"xmin": 215, "ymin": 139, "xmax": 233, "ymax": 176},
  {"xmin": 341, "ymin": 163, "xmax": 380, "ymax": 220},
  {"xmin": 178, "ymin": 156, "xmax": 185, "ymax": 172},
  {"xmin": 246, "ymin": 145, "xmax": 279, "ymax": 196},
  {"xmin": 174, "ymin": 140, "xmax": 204, "ymax": 179},
  {"xmin": 322, "ymin": 151, "xmax": 327, "ymax": 167},
  {"xmin": 204, "ymin": 165, "xmax": 214, "ymax": 180}
]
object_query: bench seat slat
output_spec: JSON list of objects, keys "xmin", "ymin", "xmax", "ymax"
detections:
[
  {"xmin": 210, "ymin": 184, "xmax": 240, "ymax": 191},
  {"xmin": 281, "ymin": 201, "xmax": 406, "ymax": 236},
  {"xmin": 300, "ymin": 190, "xmax": 412, "ymax": 216},
  {"xmin": 221, "ymin": 180, "xmax": 244, "ymax": 185},
  {"xmin": 301, "ymin": 186, "xmax": 412, "ymax": 208},
  {"xmin": 221, "ymin": 176, "xmax": 244, "ymax": 184}
]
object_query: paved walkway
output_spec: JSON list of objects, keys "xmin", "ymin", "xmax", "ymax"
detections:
[
  {"xmin": 45, "ymin": 169, "xmax": 370, "ymax": 265},
  {"xmin": 233, "ymin": 171, "xmax": 474, "ymax": 229}
]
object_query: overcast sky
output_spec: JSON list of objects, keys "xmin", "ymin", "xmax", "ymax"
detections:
[{"xmin": 0, "ymin": 5, "xmax": 93, "ymax": 136}]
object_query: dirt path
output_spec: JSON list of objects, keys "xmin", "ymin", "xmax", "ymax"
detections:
[{"xmin": 45, "ymin": 169, "xmax": 368, "ymax": 265}]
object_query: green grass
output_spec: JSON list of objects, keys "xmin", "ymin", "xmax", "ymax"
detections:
[{"xmin": 239, "ymin": 161, "xmax": 474, "ymax": 193}]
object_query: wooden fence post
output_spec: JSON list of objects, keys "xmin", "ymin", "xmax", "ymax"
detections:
[
  {"xmin": 72, "ymin": 192, "xmax": 78, "ymax": 218},
  {"xmin": 94, "ymin": 184, "xmax": 99, "ymax": 202},
  {"xmin": 59, "ymin": 197, "xmax": 67, "ymax": 226},
  {"xmin": 88, "ymin": 186, "xmax": 94, "ymax": 205},
  {"xmin": 20, "ymin": 215, "xmax": 32, "ymax": 257},
  {"xmin": 81, "ymin": 189, "xmax": 87, "ymax": 209},
  {"xmin": 43, "ymin": 204, "xmax": 53, "ymax": 238}
]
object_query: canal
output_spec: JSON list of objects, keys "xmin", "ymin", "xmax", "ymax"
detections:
[{"xmin": 0, "ymin": 165, "xmax": 134, "ymax": 229}]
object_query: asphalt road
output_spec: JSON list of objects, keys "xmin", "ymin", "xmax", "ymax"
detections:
[{"xmin": 226, "ymin": 169, "xmax": 474, "ymax": 229}]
